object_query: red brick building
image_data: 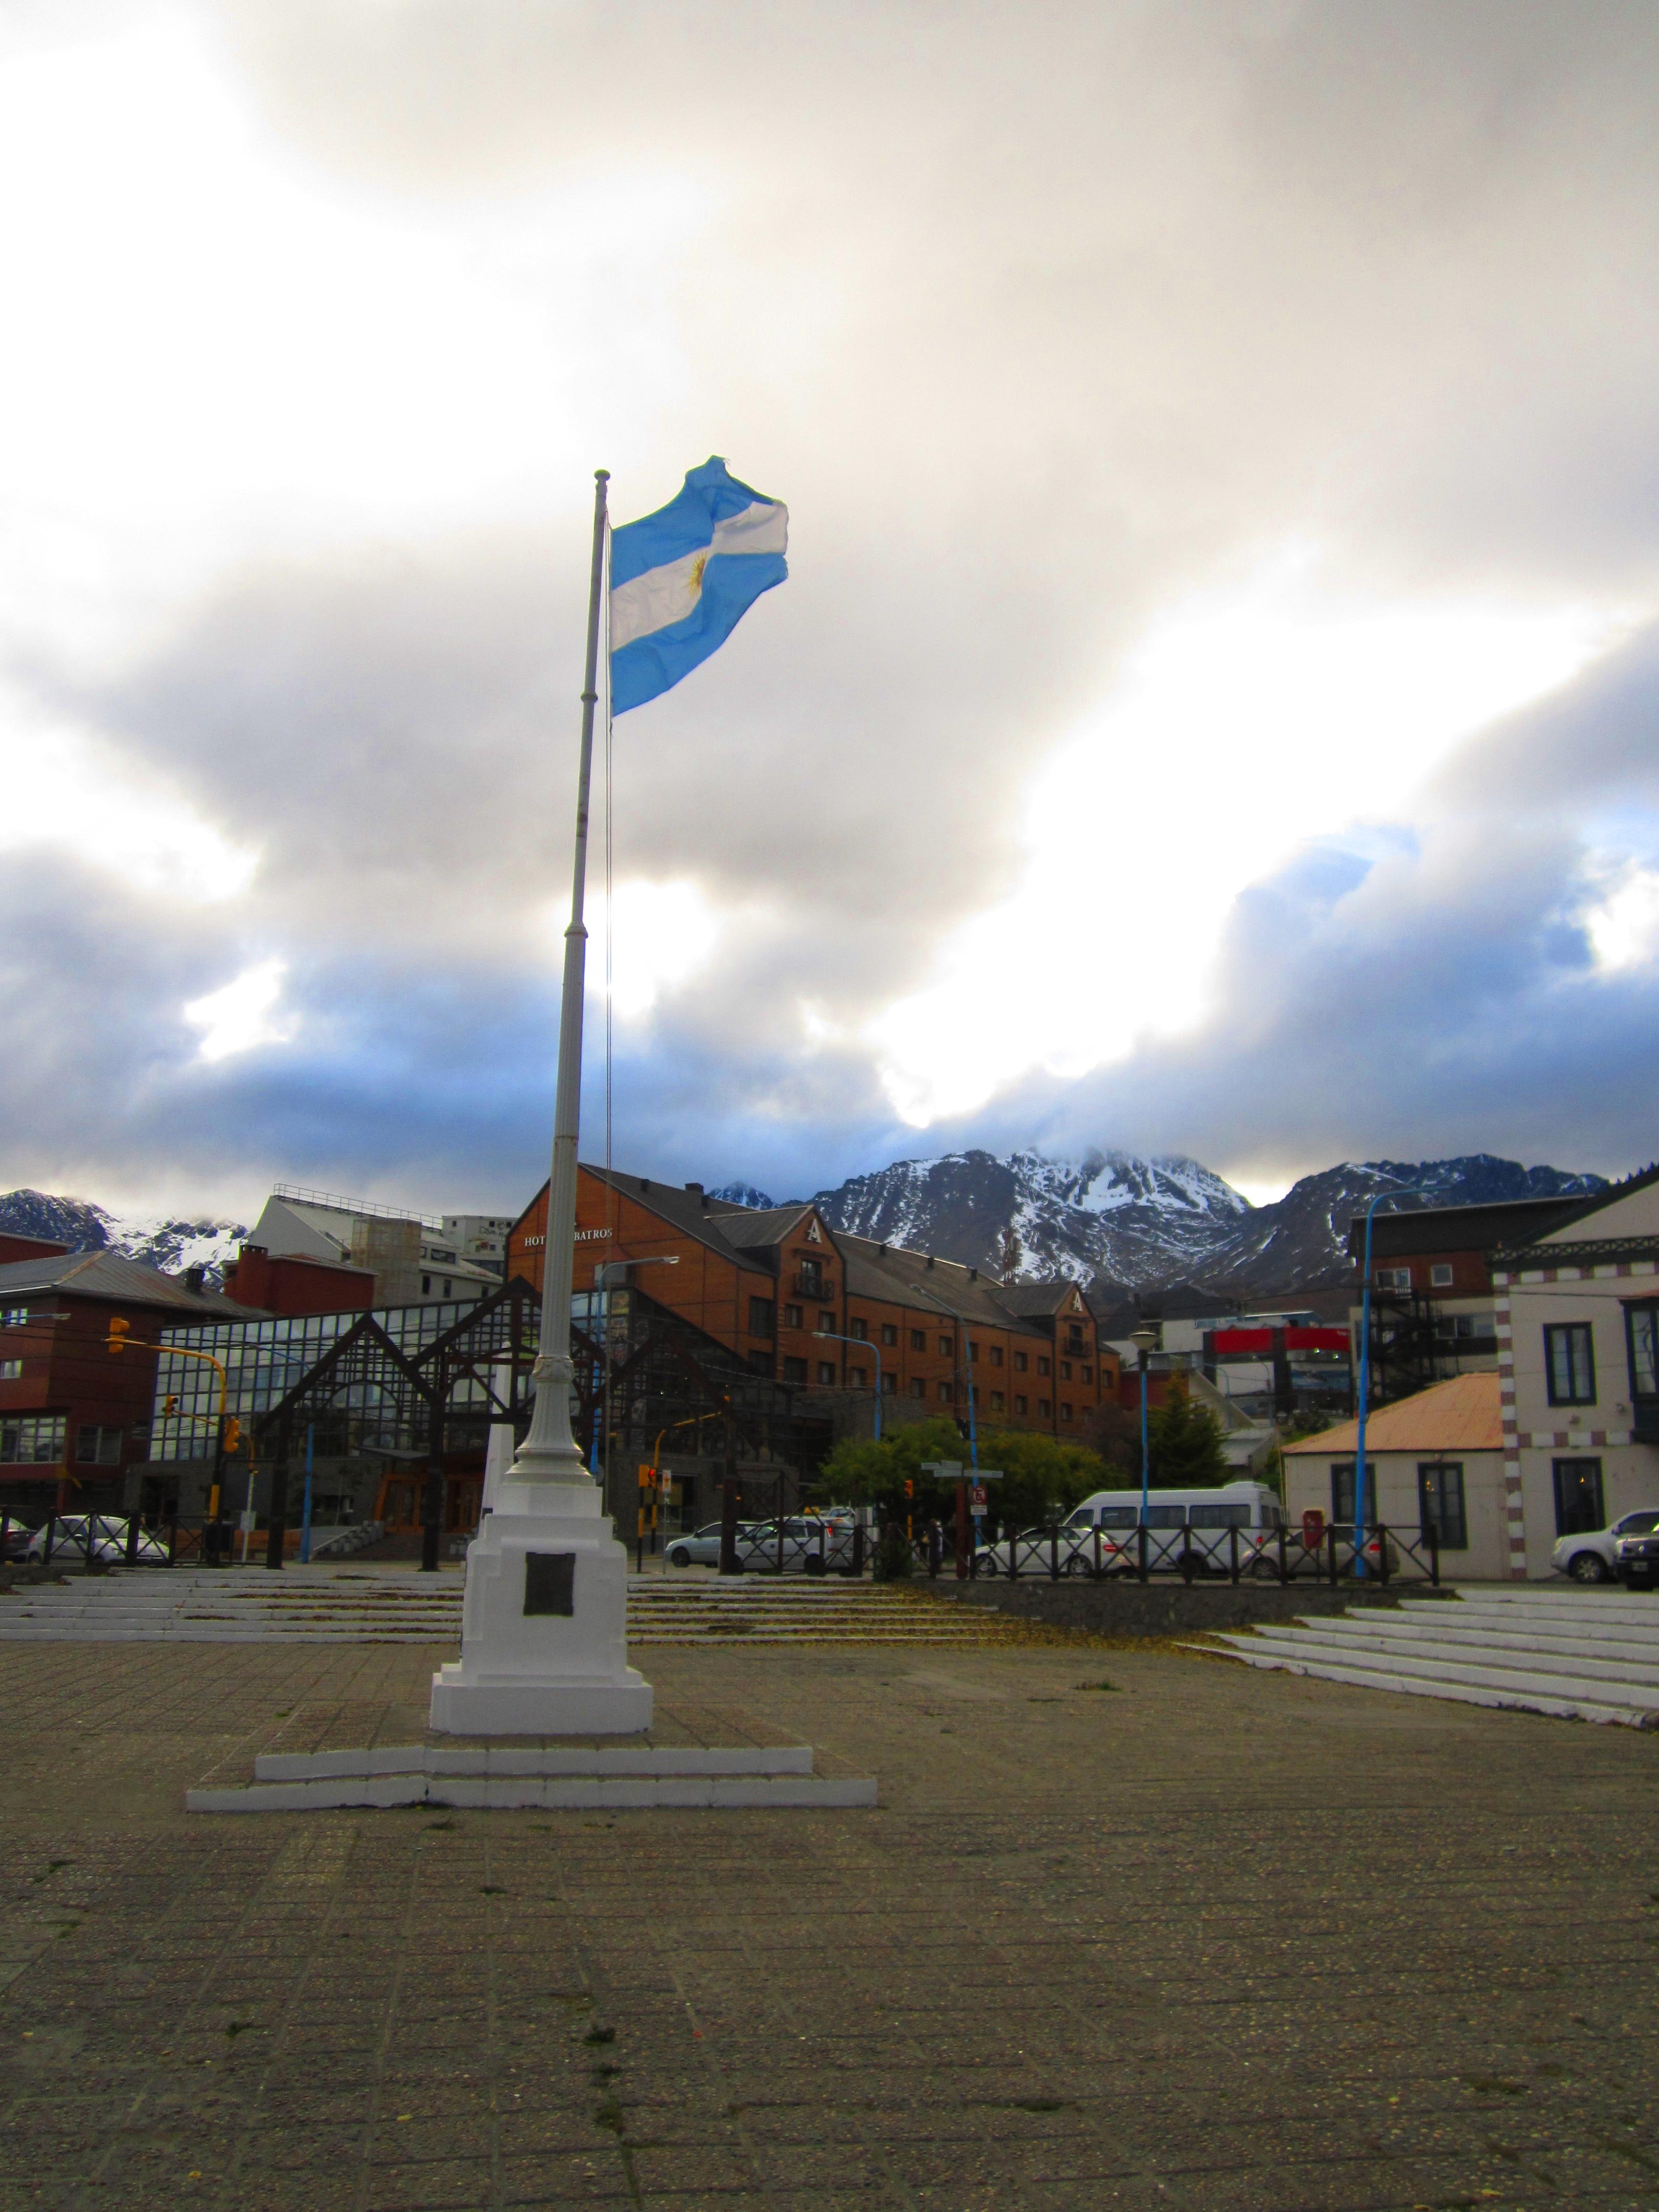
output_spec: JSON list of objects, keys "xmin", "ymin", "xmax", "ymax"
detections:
[
  {"xmin": 221, "ymin": 1244, "xmax": 374, "ymax": 1317},
  {"xmin": 507, "ymin": 1169, "xmax": 1119, "ymax": 1442},
  {"xmin": 0, "ymin": 1251, "xmax": 259, "ymax": 1522}
]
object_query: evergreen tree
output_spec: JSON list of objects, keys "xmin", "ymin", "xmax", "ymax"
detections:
[{"xmin": 1146, "ymin": 1378, "xmax": 1229, "ymax": 1485}]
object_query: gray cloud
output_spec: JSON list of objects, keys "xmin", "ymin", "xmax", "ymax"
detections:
[{"xmin": 5, "ymin": 1, "xmax": 1659, "ymax": 1211}]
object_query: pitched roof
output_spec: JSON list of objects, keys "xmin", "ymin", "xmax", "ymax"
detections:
[
  {"xmin": 0, "ymin": 1249, "xmax": 262, "ymax": 1317},
  {"xmin": 998, "ymin": 1281, "xmax": 1090, "ymax": 1318},
  {"xmin": 1345, "ymin": 1195, "xmax": 1591, "ymax": 1263},
  {"xmin": 836, "ymin": 1236, "xmax": 1050, "ymax": 1335},
  {"xmin": 1283, "ymin": 1371, "xmax": 1501, "ymax": 1457}
]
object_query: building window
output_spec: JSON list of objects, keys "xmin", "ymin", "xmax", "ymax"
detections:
[
  {"xmin": 76, "ymin": 1423, "xmax": 124, "ymax": 1467},
  {"xmin": 1, "ymin": 1307, "xmax": 27, "ymax": 1327},
  {"xmin": 0, "ymin": 1414, "xmax": 66, "ymax": 1465},
  {"xmin": 784, "ymin": 1304, "xmax": 803, "ymax": 1330},
  {"xmin": 1060, "ymin": 1360, "xmax": 1072, "ymax": 1381},
  {"xmin": 1544, "ymin": 1323, "xmax": 1596, "ymax": 1406},
  {"xmin": 849, "ymin": 1316, "xmax": 867, "ymax": 1341},
  {"xmin": 989, "ymin": 1392, "xmax": 1005, "ymax": 1412},
  {"xmin": 938, "ymin": 1336, "xmax": 952, "ymax": 1357},
  {"xmin": 881, "ymin": 1372, "xmax": 897, "ymax": 1394},
  {"xmin": 1015, "ymin": 1394, "xmax": 1028, "ymax": 1415},
  {"xmin": 1081, "ymin": 1365, "xmax": 1093, "ymax": 1384},
  {"xmin": 968, "ymin": 1340, "xmax": 979, "ymax": 1363},
  {"xmin": 1417, "ymin": 1461, "xmax": 1467, "ymax": 1550},
  {"xmin": 421, "ymin": 1274, "xmax": 432, "ymax": 1295},
  {"xmin": 1059, "ymin": 1402, "xmax": 1073, "ymax": 1422},
  {"xmin": 782, "ymin": 1356, "xmax": 807, "ymax": 1384},
  {"xmin": 0, "ymin": 1359, "xmax": 19, "ymax": 1381},
  {"xmin": 1378, "ymin": 1267, "xmax": 1411, "ymax": 1290},
  {"xmin": 1627, "ymin": 1305, "xmax": 1659, "ymax": 1397},
  {"xmin": 817, "ymin": 1361, "xmax": 837, "ymax": 1386},
  {"xmin": 1014, "ymin": 1351, "xmax": 1028, "ymax": 1373},
  {"xmin": 938, "ymin": 1381, "xmax": 953, "ymax": 1402},
  {"xmin": 818, "ymin": 1309, "xmax": 836, "ymax": 1333},
  {"xmin": 1330, "ymin": 1460, "xmax": 1356, "ymax": 1525},
  {"xmin": 909, "ymin": 1377, "xmax": 927, "ymax": 1399},
  {"xmin": 881, "ymin": 1324, "xmax": 898, "ymax": 1347},
  {"xmin": 910, "ymin": 1330, "xmax": 926, "ymax": 1352},
  {"xmin": 1552, "ymin": 1457, "xmax": 1604, "ymax": 1536},
  {"xmin": 749, "ymin": 1298, "xmax": 776, "ymax": 1339},
  {"xmin": 848, "ymin": 1365, "xmax": 866, "ymax": 1388},
  {"xmin": 1037, "ymin": 1357, "xmax": 1051, "ymax": 1377},
  {"xmin": 1430, "ymin": 1264, "xmax": 1454, "ymax": 1288},
  {"xmin": 990, "ymin": 1346, "xmax": 1003, "ymax": 1367},
  {"xmin": 797, "ymin": 1256, "xmax": 823, "ymax": 1296},
  {"xmin": 442, "ymin": 1280, "xmax": 452, "ymax": 1297},
  {"xmin": 1038, "ymin": 1397, "xmax": 1051, "ymax": 1417},
  {"xmin": 747, "ymin": 1350, "xmax": 772, "ymax": 1376}
]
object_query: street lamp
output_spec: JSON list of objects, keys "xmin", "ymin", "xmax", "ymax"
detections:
[
  {"xmin": 1130, "ymin": 1323, "xmax": 1159, "ymax": 1530},
  {"xmin": 815, "ymin": 1329, "xmax": 883, "ymax": 1441},
  {"xmin": 1353, "ymin": 1194, "xmax": 1398, "ymax": 1579}
]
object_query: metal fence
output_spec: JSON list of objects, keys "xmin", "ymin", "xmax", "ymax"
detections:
[{"xmin": 952, "ymin": 1519, "xmax": 1439, "ymax": 1586}]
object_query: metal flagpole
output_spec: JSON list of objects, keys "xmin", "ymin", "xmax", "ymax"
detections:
[{"xmin": 513, "ymin": 467, "xmax": 611, "ymax": 1486}]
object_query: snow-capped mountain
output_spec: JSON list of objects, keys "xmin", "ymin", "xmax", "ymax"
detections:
[
  {"xmin": 0, "ymin": 1189, "xmax": 247, "ymax": 1285},
  {"xmin": 811, "ymin": 1148, "xmax": 1249, "ymax": 1287},
  {"xmin": 809, "ymin": 1148, "xmax": 1606, "ymax": 1294},
  {"xmin": 708, "ymin": 1182, "xmax": 777, "ymax": 1210}
]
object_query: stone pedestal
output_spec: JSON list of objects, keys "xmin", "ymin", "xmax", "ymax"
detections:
[{"xmin": 429, "ymin": 1476, "xmax": 652, "ymax": 1736}]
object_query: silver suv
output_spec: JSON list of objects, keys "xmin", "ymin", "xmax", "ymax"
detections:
[{"xmin": 1551, "ymin": 1508, "xmax": 1659, "ymax": 1585}]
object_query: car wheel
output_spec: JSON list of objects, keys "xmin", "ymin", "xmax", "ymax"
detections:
[
  {"xmin": 976, "ymin": 1558, "xmax": 999, "ymax": 1578},
  {"xmin": 1568, "ymin": 1551, "xmax": 1611, "ymax": 1584},
  {"xmin": 666, "ymin": 1547, "xmax": 692, "ymax": 1569}
]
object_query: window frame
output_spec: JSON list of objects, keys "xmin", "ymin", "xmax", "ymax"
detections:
[
  {"xmin": 1626, "ymin": 1302, "xmax": 1659, "ymax": 1399},
  {"xmin": 1417, "ymin": 1460, "xmax": 1467, "ymax": 1550},
  {"xmin": 1551, "ymin": 1457, "xmax": 1604, "ymax": 1537},
  {"xmin": 1544, "ymin": 1322, "xmax": 1596, "ymax": 1407}
]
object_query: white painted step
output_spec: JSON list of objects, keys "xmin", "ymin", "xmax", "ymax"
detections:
[{"xmin": 1222, "ymin": 1628, "xmax": 1659, "ymax": 1706}]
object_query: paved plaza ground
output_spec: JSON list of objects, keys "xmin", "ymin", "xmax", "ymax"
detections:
[{"xmin": 2, "ymin": 1614, "xmax": 1657, "ymax": 2210}]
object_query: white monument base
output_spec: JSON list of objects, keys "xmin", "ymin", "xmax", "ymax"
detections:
[{"xmin": 429, "ymin": 1477, "xmax": 653, "ymax": 1737}]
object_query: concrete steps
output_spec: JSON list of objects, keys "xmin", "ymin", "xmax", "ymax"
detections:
[
  {"xmin": 0, "ymin": 1568, "xmax": 1013, "ymax": 1646},
  {"xmin": 1204, "ymin": 1588, "xmax": 1659, "ymax": 1727}
]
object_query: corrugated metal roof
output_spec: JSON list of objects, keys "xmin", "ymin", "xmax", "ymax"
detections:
[
  {"xmin": 1283, "ymin": 1371, "xmax": 1501, "ymax": 1456},
  {"xmin": 0, "ymin": 1248, "xmax": 261, "ymax": 1316}
]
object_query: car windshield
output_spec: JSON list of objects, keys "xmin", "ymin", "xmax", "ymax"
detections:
[{"xmin": 1617, "ymin": 1512, "xmax": 1659, "ymax": 1535}]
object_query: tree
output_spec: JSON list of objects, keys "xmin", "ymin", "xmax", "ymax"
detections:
[
  {"xmin": 1145, "ymin": 1377, "xmax": 1229, "ymax": 1486},
  {"xmin": 817, "ymin": 1417, "xmax": 1105, "ymax": 1531}
]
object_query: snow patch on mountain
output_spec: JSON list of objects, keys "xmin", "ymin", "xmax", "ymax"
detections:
[
  {"xmin": 0, "ymin": 1189, "xmax": 247, "ymax": 1285},
  {"xmin": 708, "ymin": 1183, "xmax": 777, "ymax": 1210}
]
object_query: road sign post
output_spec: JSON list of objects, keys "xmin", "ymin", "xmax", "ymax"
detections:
[{"xmin": 926, "ymin": 1460, "xmax": 1002, "ymax": 1579}]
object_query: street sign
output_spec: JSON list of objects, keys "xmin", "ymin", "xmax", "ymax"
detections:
[
  {"xmin": 920, "ymin": 1460, "xmax": 963, "ymax": 1478},
  {"xmin": 970, "ymin": 1483, "xmax": 987, "ymax": 1512}
]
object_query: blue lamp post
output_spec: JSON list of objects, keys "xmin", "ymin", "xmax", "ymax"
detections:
[
  {"xmin": 1131, "ymin": 1323, "xmax": 1160, "ymax": 1526},
  {"xmin": 816, "ymin": 1331, "xmax": 883, "ymax": 1441},
  {"xmin": 1352, "ymin": 1193, "xmax": 1396, "ymax": 1578}
]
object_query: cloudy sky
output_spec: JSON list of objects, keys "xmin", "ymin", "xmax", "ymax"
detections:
[{"xmin": 4, "ymin": 0, "xmax": 1658, "ymax": 1221}]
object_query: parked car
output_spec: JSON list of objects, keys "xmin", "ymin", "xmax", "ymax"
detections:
[
  {"xmin": 1615, "ymin": 1522, "xmax": 1659, "ymax": 1591},
  {"xmin": 25, "ymin": 1515, "xmax": 168, "ymax": 1566},
  {"xmin": 736, "ymin": 1517, "xmax": 845, "ymax": 1574},
  {"xmin": 664, "ymin": 1522, "xmax": 749, "ymax": 1569},
  {"xmin": 1551, "ymin": 1508, "xmax": 1659, "ymax": 1585},
  {"xmin": 2, "ymin": 1520, "xmax": 36, "ymax": 1563}
]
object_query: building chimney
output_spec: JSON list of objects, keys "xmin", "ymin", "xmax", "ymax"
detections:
[
  {"xmin": 925, "ymin": 1254, "xmax": 934, "ymax": 1269},
  {"xmin": 685, "ymin": 1181, "xmax": 703, "ymax": 1194},
  {"xmin": 969, "ymin": 1266, "xmax": 977, "ymax": 1281},
  {"xmin": 183, "ymin": 1263, "xmax": 206, "ymax": 1295}
]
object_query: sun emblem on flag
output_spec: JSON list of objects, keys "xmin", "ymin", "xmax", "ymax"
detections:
[{"xmin": 688, "ymin": 552, "xmax": 708, "ymax": 594}]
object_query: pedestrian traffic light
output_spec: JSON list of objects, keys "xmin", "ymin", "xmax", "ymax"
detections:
[
  {"xmin": 223, "ymin": 1417, "xmax": 242, "ymax": 1454},
  {"xmin": 162, "ymin": 1395, "xmax": 178, "ymax": 1416},
  {"xmin": 106, "ymin": 1317, "xmax": 131, "ymax": 1353},
  {"xmin": 903, "ymin": 1478, "xmax": 913, "ymax": 1499}
]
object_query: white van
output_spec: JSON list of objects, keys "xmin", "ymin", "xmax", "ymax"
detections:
[{"xmin": 975, "ymin": 1480, "xmax": 1284, "ymax": 1578}]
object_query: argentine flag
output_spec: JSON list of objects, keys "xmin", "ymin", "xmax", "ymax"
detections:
[{"xmin": 610, "ymin": 457, "xmax": 788, "ymax": 715}]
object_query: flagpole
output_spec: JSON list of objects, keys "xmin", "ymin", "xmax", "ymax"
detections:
[{"xmin": 515, "ymin": 466, "xmax": 611, "ymax": 1484}]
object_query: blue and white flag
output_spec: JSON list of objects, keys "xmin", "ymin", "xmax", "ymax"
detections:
[{"xmin": 609, "ymin": 457, "xmax": 788, "ymax": 715}]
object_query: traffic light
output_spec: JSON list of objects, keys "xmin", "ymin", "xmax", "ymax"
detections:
[
  {"xmin": 162, "ymin": 1395, "xmax": 178, "ymax": 1416},
  {"xmin": 903, "ymin": 1478, "xmax": 914, "ymax": 1499},
  {"xmin": 223, "ymin": 1417, "xmax": 242, "ymax": 1455},
  {"xmin": 106, "ymin": 1316, "xmax": 131, "ymax": 1353}
]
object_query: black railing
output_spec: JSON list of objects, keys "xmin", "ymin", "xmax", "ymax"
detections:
[
  {"xmin": 955, "ymin": 1519, "xmax": 1439, "ymax": 1587},
  {"xmin": 0, "ymin": 1510, "xmax": 249, "ymax": 1570}
]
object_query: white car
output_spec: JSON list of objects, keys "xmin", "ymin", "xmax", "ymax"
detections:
[
  {"xmin": 664, "ymin": 1522, "xmax": 745, "ymax": 1568},
  {"xmin": 26, "ymin": 1515, "xmax": 168, "ymax": 1566},
  {"xmin": 1551, "ymin": 1508, "xmax": 1659, "ymax": 1585}
]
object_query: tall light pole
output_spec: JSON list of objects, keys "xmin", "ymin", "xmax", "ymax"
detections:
[
  {"xmin": 1353, "ymin": 1193, "xmax": 1395, "ymax": 1579},
  {"xmin": 815, "ymin": 1330, "xmax": 883, "ymax": 1441},
  {"xmin": 1130, "ymin": 1323, "xmax": 1159, "ymax": 1528}
]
